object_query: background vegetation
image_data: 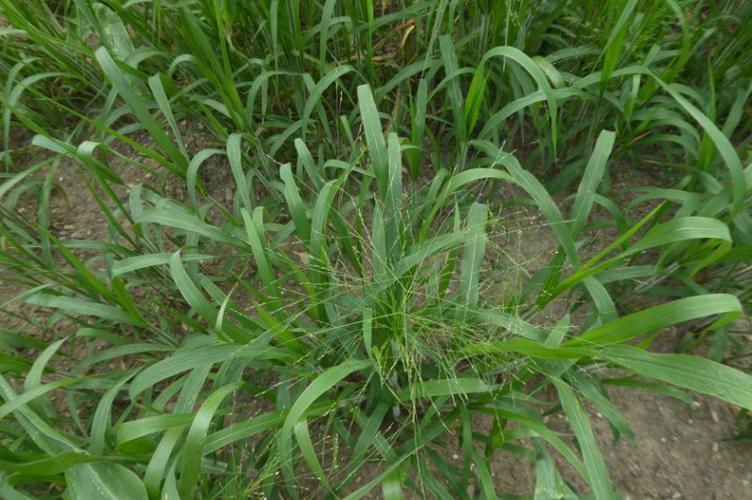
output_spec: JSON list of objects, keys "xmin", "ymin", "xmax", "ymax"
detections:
[{"xmin": 0, "ymin": 0, "xmax": 750, "ymax": 498}]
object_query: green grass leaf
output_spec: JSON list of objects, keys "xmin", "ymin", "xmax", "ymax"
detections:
[
  {"xmin": 570, "ymin": 130, "xmax": 615, "ymax": 236},
  {"xmin": 26, "ymin": 294, "xmax": 145, "ymax": 327},
  {"xmin": 278, "ymin": 359, "xmax": 370, "ymax": 491},
  {"xmin": 568, "ymin": 294, "xmax": 742, "ymax": 347},
  {"xmin": 357, "ymin": 84, "xmax": 388, "ymax": 199},
  {"xmin": 600, "ymin": 0, "xmax": 639, "ymax": 92},
  {"xmin": 112, "ymin": 253, "xmax": 214, "ymax": 277},
  {"xmin": 179, "ymin": 383, "xmax": 242, "ymax": 498},
  {"xmin": 95, "ymin": 47, "xmax": 186, "ymax": 176},
  {"xmin": 552, "ymin": 378, "xmax": 616, "ymax": 499},
  {"xmin": 65, "ymin": 463, "xmax": 148, "ymax": 500},
  {"xmin": 600, "ymin": 346, "xmax": 752, "ymax": 410},
  {"xmin": 479, "ymin": 46, "xmax": 559, "ymax": 154},
  {"xmin": 137, "ymin": 208, "xmax": 241, "ymax": 246},
  {"xmin": 399, "ymin": 378, "xmax": 497, "ymax": 401},
  {"xmin": 457, "ymin": 202, "xmax": 488, "ymax": 320}
]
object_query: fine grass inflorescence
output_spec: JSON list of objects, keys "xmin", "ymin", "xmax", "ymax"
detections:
[{"xmin": 0, "ymin": 1, "xmax": 751, "ymax": 498}]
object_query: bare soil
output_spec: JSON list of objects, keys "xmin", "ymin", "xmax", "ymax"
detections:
[{"xmin": 488, "ymin": 384, "xmax": 752, "ymax": 499}]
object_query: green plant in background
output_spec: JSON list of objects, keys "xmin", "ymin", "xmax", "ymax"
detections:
[{"xmin": 0, "ymin": 0, "xmax": 750, "ymax": 498}]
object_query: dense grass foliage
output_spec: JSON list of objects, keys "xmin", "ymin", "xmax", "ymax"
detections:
[{"xmin": 1, "ymin": 1, "xmax": 751, "ymax": 498}]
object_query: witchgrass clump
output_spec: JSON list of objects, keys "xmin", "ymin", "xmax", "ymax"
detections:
[{"xmin": 1, "ymin": 0, "xmax": 751, "ymax": 498}]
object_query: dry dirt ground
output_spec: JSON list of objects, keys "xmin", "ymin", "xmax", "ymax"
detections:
[{"xmin": 1, "ymin": 146, "xmax": 750, "ymax": 499}]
